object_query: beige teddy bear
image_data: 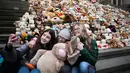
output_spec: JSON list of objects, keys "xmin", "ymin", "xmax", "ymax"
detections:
[
  {"xmin": 29, "ymin": 36, "xmax": 80, "ymax": 73},
  {"xmin": 30, "ymin": 43, "xmax": 66, "ymax": 73}
]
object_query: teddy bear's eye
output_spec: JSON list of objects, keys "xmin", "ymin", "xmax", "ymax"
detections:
[{"xmin": 45, "ymin": 16, "xmax": 47, "ymax": 19}]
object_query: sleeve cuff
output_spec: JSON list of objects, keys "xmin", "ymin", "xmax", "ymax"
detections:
[{"xmin": 80, "ymin": 48, "xmax": 86, "ymax": 54}]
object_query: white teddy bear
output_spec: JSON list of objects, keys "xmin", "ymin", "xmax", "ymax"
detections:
[
  {"xmin": 19, "ymin": 22, "xmax": 28, "ymax": 32},
  {"xmin": 15, "ymin": 21, "xmax": 28, "ymax": 36},
  {"xmin": 28, "ymin": 14, "xmax": 35, "ymax": 29}
]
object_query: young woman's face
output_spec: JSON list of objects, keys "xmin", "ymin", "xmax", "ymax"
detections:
[
  {"xmin": 41, "ymin": 32, "xmax": 51, "ymax": 44},
  {"xmin": 58, "ymin": 36, "xmax": 66, "ymax": 43},
  {"xmin": 73, "ymin": 25, "xmax": 82, "ymax": 36}
]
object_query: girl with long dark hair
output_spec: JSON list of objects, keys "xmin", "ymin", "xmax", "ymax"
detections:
[{"xmin": 0, "ymin": 29, "xmax": 57, "ymax": 73}]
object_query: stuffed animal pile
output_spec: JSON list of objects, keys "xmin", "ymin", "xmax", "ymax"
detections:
[{"xmin": 14, "ymin": 0, "xmax": 130, "ymax": 49}]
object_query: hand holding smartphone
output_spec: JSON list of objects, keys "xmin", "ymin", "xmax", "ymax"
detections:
[{"xmin": 8, "ymin": 34, "xmax": 20, "ymax": 44}]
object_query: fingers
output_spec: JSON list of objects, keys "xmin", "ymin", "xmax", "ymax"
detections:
[
  {"xmin": 9, "ymin": 34, "xmax": 17, "ymax": 39},
  {"xmin": 8, "ymin": 34, "xmax": 19, "ymax": 44},
  {"xmin": 10, "ymin": 37, "xmax": 19, "ymax": 42}
]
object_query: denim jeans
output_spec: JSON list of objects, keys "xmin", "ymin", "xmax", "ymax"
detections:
[
  {"xmin": 59, "ymin": 65, "xmax": 72, "ymax": 73},
  {"xmin": 71, "ymin": 62, "xmax": 95, "ymax": 73},
  {"xmin": 18, "ymin": 66, "xmax": 40, "ymax": 73}
]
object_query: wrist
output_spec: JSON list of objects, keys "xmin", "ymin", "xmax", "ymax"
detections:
[
  {"xmin": 31, "ymin": 37, "xmax": 37, "ymax": 41},
  {"xmin": 4, "ymin": 43, "xmax": 13, "ymax": 52}
]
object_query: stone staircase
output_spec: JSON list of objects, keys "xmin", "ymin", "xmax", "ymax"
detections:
[
  {"xmin": 96, "ymin": 47, "xmax": 130, "ymax": 73},
  {"xmin": 0, "ymin": 0, "xmax": 130, "ymax": 73},
  {"xmin": 99, "ymin": 0, "xmax": 130, "ymax": 12},
  {"xmin": 0, "ymin": 0, "xmax": 28, "ymax": 45}
]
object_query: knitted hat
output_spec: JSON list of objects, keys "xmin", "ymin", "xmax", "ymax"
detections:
[{"xmin": 58, "ymin": 28, "xmax": 71, "ymax": 40}]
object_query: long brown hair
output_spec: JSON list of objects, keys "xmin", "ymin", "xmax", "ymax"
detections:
[
  {"xmin": 27, "ymin": 29, "xmax": 57, "ymax": 60},
  {"xmin": 72, "ymin": 23, "xmax": 92, "ymax": 51},
  {"xmin": 34, "ymin": 29, "xmax": 56, "ymax": 50}
]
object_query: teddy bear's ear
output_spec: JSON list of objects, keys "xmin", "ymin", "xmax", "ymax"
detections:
[{"xmin": 67, "ymin": 36, "xmax": 78, "ymax": 55}]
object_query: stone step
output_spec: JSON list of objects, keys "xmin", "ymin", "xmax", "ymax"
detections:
[
  {"xmin": 0, "ymin": 34, "xmax": 9, "ymax": 45},
  {"xmin": 0, "ymin": 10, "xmax": 27, "ymax": 19},
  {"xmin": 0, "ymin": 44, "xmax": 6, "ymax": 49},
  {"xmin": 0, "ymin": 24, "xmax": 15, "ymax": 27},
  {"xmin": 0, "ymin": 16, "xmax": 20, "ymax": 21},
  {"xmin": 0, "ymin": 6, "xmax": 28, "ymax": 11},
  {"xmin": 0, "ymin": 0, "xmax": 27, "ymax": 1},
  {"xmin": 121, "ymin": 70, "xmax": 130, "ymax": 73},
  {"xmin": 0, "ymin": 12, "xmax": 23, "ymax": 16},
  {"xmin": 97, "ymin": 48, "xmax": 130, "ymax": 73},
  {"xmin": 99, "ymin": 47, "xmax": 130, "ymax": 60},
  {"xmin": 1, "ymin": 0, "xmax": 28, "ymax": 4},
  {"xmin": 0, "ymin": 5, "xmax": 28, "ymax": 11},
  {"xmin": 0, "ymin": 21, "xmax": 15, "ymax": 26},
  {"xmin": 0, "ymin": 27, "xmax": 15, "ymax": 34},
  {"xmin": 0, "ymin": 44, "xmax": 21, "ymax": 49},
  {"xmin": 96, "ymin": 55, "xmax": 130, "ymax": 73},
  {"xmin": 0, "ymin": 9, "xmax": 27, "ymax": 23},
  {"xmin": 0, "ymin": 1, "xmax": 28, "ymax": 10},
  {"xmin": 0, "ymin": 17, "xmax": 17, "ymax": 27},
  {"xmin": 100, "ymin": 1, "xmax": 130, "ymax": 12},
  {"xmin": 0, "ymin": 9, "xmax": 28, "ymax": 14},
  {"xmin": 0, "ymin": 23, "xmax": 15, "ymax": 27}
]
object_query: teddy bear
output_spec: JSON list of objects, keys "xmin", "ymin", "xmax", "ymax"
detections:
[
  {"xmin": 64, "ymin": 23, "xmax": 71, "ymax": 29},
  {"xmin": 44, "ymin": 0, "xmax": 52, "ymax": 7},
  {"xmin": 42, "ymin": 8, "xmax": 56, "ymax": 23},
  {"xmin": 21, "ymin": 12, "xmax": 29, "ymax": 22},
  {"xmin": 96, "ymin": 39, "xmax": 109, "ymax": 49},
  {"xmin": 25, "ymin": 36, "xmax": 80, "ymax": 73},
  {"xmin": 28, "ymin": 13, "xmax": 36, "ymax": 29},
  {"xmin": 101, "ymin": 39, "xmax": 109, "ymax": 49},
  {"xmin": 19, "ymin": 21, "xmax": 28, "ymax": 33},
  {"xmin": 26, "ymin": 28, "xmax": 33, "ymax": 35},
  {"xmin": 16, "ymin": 28, "xmax": 21, "ymax": 36},
  {"xmin": 108, "ymin": 32, "xmax": 124, "ymax": 48},
  {"xmin": 66, "ymin": 36, "xmax": 81, "ymax": 65},
  {"xmin": 51, "ymin": 0, "xmax": 61, "ymax": 8},
  {"xmin": 19, "ymin": 32, "xmax": 28, "ymax": 44},
  {"xmin": 55, "ymin": 9, "xmax": 66, "ymax": 19},
  {"xmin": 45, "ymin": 5, "xmax": 55, "ymax": 12},
  {"xmin": 51, "ymin": 17, "xmax": 63, "ymax": 23},
  {"xmin": 108, "ymin": 39, "xmax": 124, "ymax": 48},
  {"xmin": 30, "ymin": 43, "xmax": 67, "ymax": 73},
  {"xmin": 96, "ymin": 40, "xmax": 102, "ymax": 49}
]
